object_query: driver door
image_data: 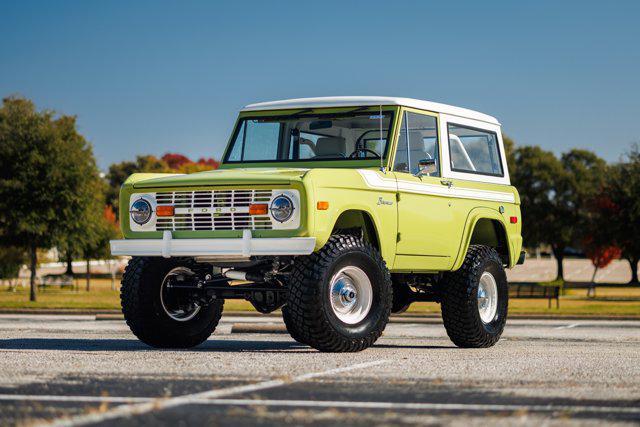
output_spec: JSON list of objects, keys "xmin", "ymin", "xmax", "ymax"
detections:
[{"xmin": 392, "ymin": 110, "xmax": 455, "ymax": 271}]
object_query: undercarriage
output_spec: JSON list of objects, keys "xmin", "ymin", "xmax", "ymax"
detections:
[{"xmin": 161, "ymin": 257, "xmax": 447, "ymax": 317}]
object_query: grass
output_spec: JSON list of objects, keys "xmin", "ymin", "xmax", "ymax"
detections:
[
  {"xmin": 0, "ymin": 279, "xmax": 249, "ymax": 311},
  {"xmin": 2, "ymin": 279, "xmax": 639, "ymax": 316}
]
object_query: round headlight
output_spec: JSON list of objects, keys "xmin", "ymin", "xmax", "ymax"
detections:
[
  {"xmin": 270, "ymin": 195, "xmax": 294, "ymax": 223},
  {"xmin": 130, "ymin": 198, "xmax": 152, "ymax": 225}
]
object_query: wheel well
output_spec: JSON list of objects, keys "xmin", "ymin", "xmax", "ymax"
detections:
[
  {"xmin": 469, "ymin": 218, "xmax": 509, "ymax": 264},
  {"xmin": 331, "ymin": 210, "xmax": 380, "ymax": 250}
]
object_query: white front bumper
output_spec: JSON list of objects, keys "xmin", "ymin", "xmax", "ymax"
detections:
[{"xmin": 110, "ymin": 230, "xmax": 316, "ymax": 258}]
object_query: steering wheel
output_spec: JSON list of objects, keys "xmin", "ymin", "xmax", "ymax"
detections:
[{"xmin": 348, "ymin": 148, "xmax": 381, "ymax": 159}]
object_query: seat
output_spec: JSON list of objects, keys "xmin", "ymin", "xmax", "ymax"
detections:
[
  {"xmin": 407, "ymin": 131, "xmax": 428, "ymax": 174},
  {"xmin": 314, "ymin": 137, "xmax": 346, "ymax": 158}
]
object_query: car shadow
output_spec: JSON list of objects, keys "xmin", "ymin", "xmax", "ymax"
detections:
[
  {"xmin": 0, "ymin": 338, "xmax": 310, "ymax": 352},
  {"xmin": 373, "ymin": 343, "xmax": 457, "ymax": 350}
]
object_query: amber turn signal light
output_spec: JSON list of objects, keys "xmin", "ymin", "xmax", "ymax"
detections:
[
  {"xmin": 156, "ymin": 206, "xmax": 175, "ymax": 217},
  {"xmin": 249, "ymin": 203, "xmax": 269, "ymax": 215},
  {"xmin": 317, "ymin": 201, "xmax": 329, "ymax": 210}
]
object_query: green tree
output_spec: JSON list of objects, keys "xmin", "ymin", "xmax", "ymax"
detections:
[
  {"xmin": 513, "ymin": 147, "xmax": 607, "ymax": 280},
  {"xmin": 604, "ymin": 145, "xmax": 640, "ymax": 283},
  {"xmin": 53, "ymin": 115, "xmax": 108, "ymax": 277},
  {"xmin": 0, "ymin": 246, "xmax": 26, "ymax": 288},
  {"xmin": 512, "ymin": 146, "xmax": 567, "ymax": 277},
  {"xmin": 0, "ymin": 96, "xmax": 102, "ymax": 301},
  {"xmin": 81, "ymin": 206, "xmax": 119, "ymax": 291},
  {"xmin": 502, "ymin": 134, "xmax": 516, "ymax": 176},
  {"xmin": 105, "ymin": 155, "xmax": 170, "ymax": 216}
]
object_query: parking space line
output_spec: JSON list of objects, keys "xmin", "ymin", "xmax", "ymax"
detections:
[
  {"xmin": 40, "ymin": 359, "xmax": 387, "ymax": 427},
  {"xmin": 554, "ymin": 323, "xmax": 580, "ymax": 330},
  {"xmin": 192, "ymin": 398, "xmax": 640, "ymax": 415},
  {"xmin": 0, "ymin": 394, "xmax": 152, "ymax": 404}
]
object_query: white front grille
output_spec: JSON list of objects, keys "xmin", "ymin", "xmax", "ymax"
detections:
[{"xmin": 154, "ymin": 190, "xmax": 274, "ymax": 231}]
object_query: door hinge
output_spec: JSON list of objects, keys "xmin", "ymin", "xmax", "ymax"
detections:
[
  {"xmin": 396, "ymin": 193, "xmax": 401, "ymax": 202},
  {"xmin": 396, "ymin": 232, "xmax": 401, "ymax": 243}
]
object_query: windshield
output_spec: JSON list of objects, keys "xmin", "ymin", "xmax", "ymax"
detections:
[{"xmin": 224, "ymin": 111, "xmax": 394, "ymax": 163}]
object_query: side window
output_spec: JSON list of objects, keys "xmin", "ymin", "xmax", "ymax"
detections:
[
  {"xmin": 447, "ymin": 124, "xmax": 503, "ymax": 176},
  {"xmin": 393, "ymin": 112, "xmax": 439, "ymax": 176}
]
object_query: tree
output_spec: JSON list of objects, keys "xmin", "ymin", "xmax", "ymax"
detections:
[
  {"xmin": 555, "ymin": 149, "xmax": 608, "ymax": 277},
  {"xmin": 161, "ymin": 153, "xmax": 191, "ymax": 169},
  {"xmin": 82, "ymin": 206, "xmax": 119, "ymax": 291},
  {"xmin": 53, "ymin": 115, "xmax": 107, "ymax": 278},
  {"xmin": 512, "ymin": 146, "xmax": 567, "ymax": 278},
  {"xmin": 105, "ymin": 153, "xmax": 220, "ymax": 217},
  {"xmin": 583, "ymin": 241, "xmax": 621, "ymax": 296},
  {"xmin": 0, "ymin": 246, "xmax": 26, "ymax": 289},
  {"xmin": 502, "ymin": 134, "xmax": 516, "ymax": 176},
  {"xmin": 0, "ymin": 96, "xmax": 102, "ymax": 301},
  {"xmin": 512, "ymin": 147, "xmax": 607, "ymax": 281},
  {"xmin": 604, "ymin": 145, "xmax": 640, "ymax": 283},
  {"xmin": 105, "ymin": 155, "xmax": 170, "ymax": 216}
]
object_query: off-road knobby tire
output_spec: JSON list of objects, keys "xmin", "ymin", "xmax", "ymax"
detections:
[
  {"xmin": 121, "ymin": 257, "xmax": 224, "ymax": 348},
  {"xmin": 286, "ymin": 235, "xmax": 392, "ymax": 352},
  {"xmin": 440, "ymin": 245, "xmax": 508, "ymax": 348},
  {"xmin": 391, "ymin": 279, "xmax": 413, "ymax": 314},
  {"xmin": 281, "ymin": 305, "xmax": 307, "ymax": 345}
]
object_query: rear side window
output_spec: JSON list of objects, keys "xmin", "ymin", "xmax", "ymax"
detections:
[{"xmin": 447, "ymin": 124, "xmax": 503, "ymax": 176}]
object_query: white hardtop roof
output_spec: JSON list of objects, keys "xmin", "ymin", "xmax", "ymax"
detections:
[{"xmin": 242, "ymin": 96, "xmax": 499, "ymax": 125}]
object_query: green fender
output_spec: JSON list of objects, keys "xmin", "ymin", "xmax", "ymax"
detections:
[
  {"xmin": 313, "ymin": 202, "xmax": 396, "ymax": 268},
  {"xmin": 451, "ymin": 207, "xmax": 512, "ymax": 271}
]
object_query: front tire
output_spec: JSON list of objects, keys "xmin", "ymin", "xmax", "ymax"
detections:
[
  {"xmin": 441, "ymin": 245, "xmax": 508, "ymax": 348},
  {"xmin": 286, "ymin": 235, "xmax": 392, "ymax": 352},
  {"xmin": 281, "ymin": 305, "xmax": 307, "ymax": 345},
  {"xmin": 121, "ymin": 257, "xmax": 224, "ymax": 348}
]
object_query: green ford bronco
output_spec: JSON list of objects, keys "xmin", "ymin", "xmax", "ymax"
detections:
[{"xmin": 111, "ymin": 96, "xmax": 524, "ymax": 352}]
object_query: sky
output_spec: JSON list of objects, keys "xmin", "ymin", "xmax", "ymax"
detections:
[{"xmin": 1, "ymin": 0, "xmax": 639, "ymax": 170}]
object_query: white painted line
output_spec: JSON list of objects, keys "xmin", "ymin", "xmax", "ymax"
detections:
[
  {"xmin": 555, "ymin": 323, "xmax": 580, "ymax": 330},
  {"xmin": 0, "ymin": 394, "xmax": 152, "ymax": 404},
  {"xmin": 190, "ymin": 398, "xmax": 640, "ymax": 415},
  {"xmin": 40, "ymin": 359, "xmax": 387, "ymax": 427}
]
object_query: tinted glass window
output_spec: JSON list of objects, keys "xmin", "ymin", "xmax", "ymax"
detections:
[
  {"xmin": 393, "ymin": 112, "xmax": 439, "ymax": 176},
  {"xmin": 447, "ymin": 124, "xmax": 503, "ymax": 176}
]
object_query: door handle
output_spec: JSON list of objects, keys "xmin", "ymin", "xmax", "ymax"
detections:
[{"xmin": 440, "ymin": 179, "xmax": 453, "ymax": 188}]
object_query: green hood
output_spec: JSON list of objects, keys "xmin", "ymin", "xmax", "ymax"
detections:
[{"xmin": 131, "ymin": 168, "xmax": 309, "ymax": 189}]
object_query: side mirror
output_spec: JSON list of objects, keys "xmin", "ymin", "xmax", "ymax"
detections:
[{"xmin": 415, "ymin": 158, "xmax": 437, "ymax": 177}]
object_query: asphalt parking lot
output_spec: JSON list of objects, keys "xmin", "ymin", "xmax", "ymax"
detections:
[{"xmin": 0, "ymin": 314, "xmax": 638, "ymax": 426}]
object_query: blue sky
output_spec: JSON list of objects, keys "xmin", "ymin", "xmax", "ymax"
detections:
[{"xmin": 1, "ymin": 0, "xmax": 638, "ymax": 170}]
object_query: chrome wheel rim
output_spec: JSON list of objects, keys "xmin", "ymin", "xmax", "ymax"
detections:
[
  {"xmin": 477, "ymin": 271, "xmax": 498, "ymax": 324},
  {"xmin": 160, "ymin": 267, "xmax": 201, "ymax": 322},
  {"xmin": 329, "ymin": 266, "xmax": 373, "ymax": 324}
]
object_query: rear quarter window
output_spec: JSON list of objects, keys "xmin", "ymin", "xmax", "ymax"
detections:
[{"xmin": 447, "ymin": 124, "xmax": 503, "ymax": 177}]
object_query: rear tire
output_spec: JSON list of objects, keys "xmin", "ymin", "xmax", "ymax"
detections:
[
  {"xmin": 286, "ymin": 235, "xmax": 392, "ymax": 352},
  {"xmin": 121, "ymin": 257, "xmax": 224, "ymax": 348},
  {"xmin": 391, "ymin": 279, "xmax": 412, "ymax": 314},
  {"xmin": 440, "ymin": 245, "xmax": 508, "ymax": 348}
]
